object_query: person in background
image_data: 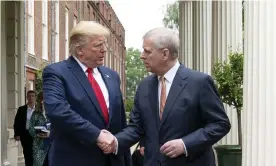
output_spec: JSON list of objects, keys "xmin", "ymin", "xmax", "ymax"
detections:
[
  {"xmin": 14, "ymin": 90, "xmax": 36, "ymax": 166},
  {"xmin": 29, "ymin": 92, "xmax": 50, "ymax": 166}
]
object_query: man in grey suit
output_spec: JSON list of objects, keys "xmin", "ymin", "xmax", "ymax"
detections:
[{"xmin": 98, "ymin": 27, "xmax": 231, "ymax": 166}]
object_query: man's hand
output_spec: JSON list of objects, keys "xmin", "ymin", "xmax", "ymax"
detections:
[
  {"xmin": 139, "ymin": 146, "xmax": 145, "ymax": 156},
  {"xmin": 97, "ymin": 130, "xmax": 117, "ymax": 154},
  {"xmin": 160, "ymin": 139, "xmax": 185, "ymax": 158},
  {"xmin": 14, "ymin": 136, "xmax": 20, "ymax": 141},
  {"xmin": 37, "ymin": 132, "xmax": 50, "ymax": 138}
]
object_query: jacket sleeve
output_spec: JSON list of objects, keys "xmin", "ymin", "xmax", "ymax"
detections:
[
  {"xmin": 42, "ymin": 65, "xmax": 101, "ymax": 146},
  {"xmin": 139, "ymin": 138, "xmax": 145, "ymax": 147},
  {"xmin": 182, "ymin": 75, "xmax": 231, "ymax": 158},
  {"xmin": 115, "ymin": 84, "xmax": 144, "ymax": 155},
  {"xmin": 13, "ymin": 107, "xmax": 22, "ymax": 137},
  {"xmin": 116, "ymin": 72, "xmax": 132, "ymax": 166}
]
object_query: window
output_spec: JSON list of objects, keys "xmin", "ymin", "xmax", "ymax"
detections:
[
  {"xmin": 28, "ymin": 0, "xmax": 35, "ymax": 55},
  {"xmin": 42, "ymin": 0, "xmax": 48, "ymax": 60},
  {"xmin": 73, "ymin": 16, "xmax": 77, "ymax": 27},
  {"xmin": 109, "ymin": 50, "xmax": 112, "ymax": 68},
  {"xmin": 109, "ymin": 13, "xmax": 111, "ymax": 25},
  {"xmin": 119, "ymin": 60, "xmax": 121, "ymax": 79},
  {"xmin": 65, "ymin": 8, "xmax": 69, "ymax": 59},
  {"xmin": 87, "ymin": 5, "xmax": 90, "ymax": 20},
  {"xmin": 29, "ymin": 80, "xmax": 34, "ymax": 90},
  {"xmin": 55, "ymin": 1, "xmax": 60, "ymax": 62}
]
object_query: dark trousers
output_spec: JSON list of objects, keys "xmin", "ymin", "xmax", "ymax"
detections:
[
  {"xmin": 43, "ymin": 152, "xmax": 49, "ymax": 166},
  {"xmin": 20, "ymin": 132, "xmax": 33, "ymax": 166}
]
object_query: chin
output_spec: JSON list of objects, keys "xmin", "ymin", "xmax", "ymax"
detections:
[
  {"xmin": 97, "ymin": 61, "xmax": 104, "ymax": 66},
  {"xmin": 146, "ymin": 68, "xmax": 151, "ymax": 72}
]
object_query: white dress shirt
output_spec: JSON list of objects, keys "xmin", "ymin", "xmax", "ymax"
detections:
[
  {"xmin": 158, "ymin": 61, "xmax": 188, "ymax": 156},
  {"xmin": 73, "ymin": 56, "xmax": 109, "ymax": 111},
  {"xmin": 26, "ymin": 105, "xmax": 35, "ymax": 129}
]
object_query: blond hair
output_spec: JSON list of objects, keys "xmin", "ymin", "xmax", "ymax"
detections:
[{"xmin": 69, "ymin": 21, "xmax": 110, "ymax": 56}]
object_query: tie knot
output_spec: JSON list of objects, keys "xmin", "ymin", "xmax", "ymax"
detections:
[
  {"xmin": 86, "ymin": 68, "xmax": 93, "ymax": 74},
  {"xmin": 160, "ymin": 76, "xmax": 165, "ymax": 83}
]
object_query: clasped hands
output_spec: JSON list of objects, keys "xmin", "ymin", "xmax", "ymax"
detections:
[
  {"xmin": 96, "ymin": 130, "xmax": 117, "ymax": 154},
  {"xmin": 97, "ymin": 130, "xmax": 185, "ymax": 158}
]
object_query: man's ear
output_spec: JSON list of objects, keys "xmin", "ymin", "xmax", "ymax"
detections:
[
  {"xmin": 162, "ymin": 48, "xmax": 170, "ymax": 60},
  {"xmin": 76, "ymin": 46, "xmax": 84, "ymax": 56}
]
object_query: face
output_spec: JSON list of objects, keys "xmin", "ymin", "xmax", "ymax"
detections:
[
  {"xmin": 140, "ymin": 38, "xmax": 169, "ymax": 75},
  {"xmin": 27, "ymin": 92, "xmax": 36, "ymax": 104},
  {"xmin": 77, "ymin": 36, "xmax": 107, "ymax": 68}
]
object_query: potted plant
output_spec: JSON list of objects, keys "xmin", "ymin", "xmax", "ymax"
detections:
[{"xmin": 212, "ymin": 51, "xmax": 243, "ymax": 166}]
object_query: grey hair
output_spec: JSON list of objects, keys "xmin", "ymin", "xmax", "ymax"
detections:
[
  {"xmin": 69, "ymin": 21, "xmax": 110, "ymax": 56},
  {"xmin": 143, "ymin": 27, "xmax": 179, "ymax": 57}
]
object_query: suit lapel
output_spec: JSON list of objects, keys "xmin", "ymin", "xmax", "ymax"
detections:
[
  {"xmin": 147, "ymin": 75, "xmax": 160, "ymax": 129},
  {"xmin": 159, "ymin": 65, "xmax": 188, "ymax": 129},
  {"xmin": 66, "ymin": 56, "xmax": 105, "ymax": 122},
  {"xmin": 24, "ymin": 105, "xmax": 28, "ymax": 123},
  {"xmin": 98, "ymin": 66, "xmax": 113, "ymax": 126}
]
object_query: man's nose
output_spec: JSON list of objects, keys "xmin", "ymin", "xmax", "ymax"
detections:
[
  {"xmin": 101, "ymin": 46, "xmax": 107, "ymax": 52},
  {"xmin": 140, "ymin": 53, "xmax": 145, "ymax": 59}
]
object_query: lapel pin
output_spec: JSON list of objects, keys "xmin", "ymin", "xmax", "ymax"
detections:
[{"xmin": 106, "ymin": 74, "xmax": 110, "ymax": 78}]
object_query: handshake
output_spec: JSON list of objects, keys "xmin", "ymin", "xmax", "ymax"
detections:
[{"xmin": 96, "ymin": 130, "xmax": 118, "ymax": 154}]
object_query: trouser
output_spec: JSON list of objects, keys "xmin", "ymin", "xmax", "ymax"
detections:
[
  {"xmin": 21, "ymin": 132, "xmax": 33, "ymax": 166},
  {"xmin": 43, "ymin": 152, "xmax": 49, "ymax": 166}
]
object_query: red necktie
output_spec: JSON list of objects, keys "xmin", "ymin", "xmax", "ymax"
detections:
[{"xmin": 86, "ymin": 68, "xmax": 109, "ymax": 124}]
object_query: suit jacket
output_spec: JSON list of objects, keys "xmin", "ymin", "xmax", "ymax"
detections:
[
  {"xmin": 42, "ymin": 56, "xmax": 132, "ymax": 166},
  {"xmin": 14, "ymin": 105, "xmax": 34, "ymax": 149},
  {"xmin": 116, "ymin": 65, "xmax": 231, "ymax": 166},
  {"xmin": 14, "ymin": 105, "xmax": 28, "ymax": 137}
]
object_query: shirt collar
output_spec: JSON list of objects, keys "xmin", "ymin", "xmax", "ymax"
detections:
[
  {"xmin": 27, "ymin": 104, "xmax": 35, "ymax": 110},
  {"xmin": 158, "ymin": 60, "xmax": 180, "ymax": 83},
  {"xmin": 73, "ymin": 56, "xmax": 100, "ymax": 75}
]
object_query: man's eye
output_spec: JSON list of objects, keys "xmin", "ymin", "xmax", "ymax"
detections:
[{"xmin": 144, "ymin": 50, "xmax": 150, "ymax": 54}]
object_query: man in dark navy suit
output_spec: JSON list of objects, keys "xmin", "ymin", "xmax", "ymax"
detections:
[
  {"xmin": 99, "ymin": 28, "xmax": 231, "ymax": 166},
  {"xmin": 42, "ymin": 21, "xmax": 131, "ymax": 166}
]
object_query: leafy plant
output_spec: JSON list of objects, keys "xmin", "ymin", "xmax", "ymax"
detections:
[
  {"xmin": 212, "ymin": 51, "xmax": 243, "ymax": 147},
  {"xmin": 124, "ymin": 99, "xmax": 134, "ymax": 121},
  {"xmin": 126, "ymin": 48, "xmax": 148, "ymax": 99},
  {"xmin": 163, "ymin": 1, "xmax": 179, "ymax": 30},
  {"xmin": 35, "ymin": 63, "xmax": 47, "ymax": 103}
]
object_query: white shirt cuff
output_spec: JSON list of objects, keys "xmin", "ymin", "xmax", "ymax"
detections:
[
  {"xmin": 181, "ymin": 139, "xmax": 188, "ymax": 157},
  {"xmin": 114, "ymin": 137, "xmax": 118, "ymax": 155}
]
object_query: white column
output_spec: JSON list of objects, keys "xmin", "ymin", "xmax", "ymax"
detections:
[
  {"xmin": 242, "ymin": 1, "xmax": 276, "ymax": 166},
  {"xmin": 192, "ymin": 1, "xmax": 212, "ymax": 73},
  {"xmin": 212, "ymin": 1, "xmax": 243, "ymax": 145},
  {"xmin": 0, "ymin": 1, "xmax": 9, "ymax": 165},
  {"xmin": 6, "ymin": 1, "xmax": 20, "ymax": 165},
  {"xmin": 179, "ymin": 1, "xmax": 212, "ymax": 72},
  {"xmin": 179, "ymin": 1, "xmax": 193, "ymax": 68},
  {"xmin": 0, "ymin": 2, "xmax": 3, "ymax": 165}
]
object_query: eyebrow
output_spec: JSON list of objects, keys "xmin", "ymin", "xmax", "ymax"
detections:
[
  {"xmin": 143, "ymin": 47, "xmax": 151, "ymax": 52},
  {"xmin": 94, "ymin": 41, "xmax": 106, "ymax": 45}
]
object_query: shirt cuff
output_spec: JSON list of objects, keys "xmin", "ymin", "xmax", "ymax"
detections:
[
  {"xmin": 181, "ymin": 139, "xmax": 188, "ymax": 157},
  {"xmin": 114, "ymin": 137, "xmax": 118, "ymax": 155}
]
